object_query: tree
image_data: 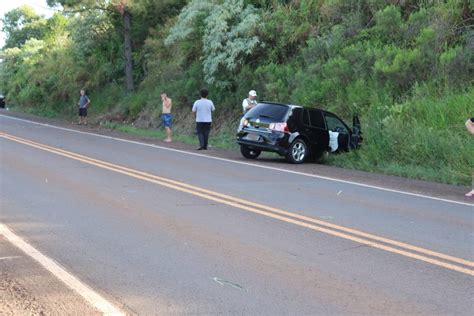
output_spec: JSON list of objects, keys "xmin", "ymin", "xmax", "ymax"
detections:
[
  {"xmin": 1, "ymin": 5, "xmax": 47, "ymax": 49},
  {"xmin": 116, "ymin": 1, "xmax": 134, "ymax": 92},
  {"xmin": 47, "ymin": 0, "xmax": 135, "ymax": 92},
  {"xmin": 166, "ymin": 0, "xmax": 263, "ymax": 87}
]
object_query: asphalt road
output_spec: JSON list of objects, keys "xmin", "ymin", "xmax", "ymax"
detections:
[{"xmin": 1, "ymin": 113, "xmax": 473, "ymax": 315}]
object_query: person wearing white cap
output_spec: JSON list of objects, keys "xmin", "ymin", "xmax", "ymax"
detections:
[{"xmin": 242, "ymin": 90, "xmax": 258, "ymax": 113}]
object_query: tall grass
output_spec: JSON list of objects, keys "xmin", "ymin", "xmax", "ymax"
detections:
[
  {"xmin": 88, "ymin": 83, "xmax": 124, "ymax": 115},
  {"xmin": 328, "ymin": 88, "xmax": 474, "ymax": 185}
]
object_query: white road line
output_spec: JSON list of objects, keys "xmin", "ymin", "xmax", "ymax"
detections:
[
  {"xmin": 0, "ymin": 256, "xmax": 22, "ymax": 260},
  {"xmin": 1, "ymin": 114, "xmax": 472, "ymax": 207},
  {"xmin": 0, "ymin": 223, "xmax": 125, "ymax": 316}
]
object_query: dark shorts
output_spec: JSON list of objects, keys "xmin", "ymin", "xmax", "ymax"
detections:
[
  {"xmin": 162, "ymin": 113, "xmax": 172, "ymax": 128},
  {"xmin": 79, "ymin": 107, "xmax": 87, "ymax": 117}
]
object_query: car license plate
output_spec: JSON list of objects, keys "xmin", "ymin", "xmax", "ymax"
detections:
[{"xmin": 246, "ymin": 134, "xmax": 260, "ymax": 141}]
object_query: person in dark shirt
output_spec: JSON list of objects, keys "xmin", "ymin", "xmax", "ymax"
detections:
[{"xmin": 78, "ymin": 89, "xmax": 90, "ymax": 125}]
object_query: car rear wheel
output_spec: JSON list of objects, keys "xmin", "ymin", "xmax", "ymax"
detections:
[
  {"xmin": 286, "ymin": 139, "xmax": 307, "ymax": 164},
  {"xmin": 240, "ymin": 145, "xmax": 261, "ymax": 159}
]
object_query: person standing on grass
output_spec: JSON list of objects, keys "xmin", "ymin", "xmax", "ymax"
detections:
[
  {"xmin": 192, "ymin": 88, "xmax": 215, "ymax": 150},
  {"xmin": 161, "ymin": 92, "xmax": 173, "ymax": 142},
  {"xmin": 464, "ymin": 117, "xmax": 474, "ymax": 197},
  {"xmin": 78, "ymin": 89, "xmax": 90, "ymax": 125},
  {"xmin": 242, "ymin": 90, "xmax": 258, "ymax": 113}
]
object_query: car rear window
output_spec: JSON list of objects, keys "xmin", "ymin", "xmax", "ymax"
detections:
[{"xmin": 245, "ymin": 103, "xmax": 290, "ymax": 121}]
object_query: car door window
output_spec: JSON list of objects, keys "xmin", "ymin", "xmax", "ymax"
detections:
[
  {"xmin": 324, "ymin": 114, "xmax": 349, "ymax": 133},
  {"xmin": 286, "ymin": 108, "xmax": 302, "ymax": 130},
  {"xmin": 308, "ymin": 109, "xmax": 326, "ymax": 129},
  {"xmin": 303, "ymin": 110, "xmax": 310, "ymax": 125}
]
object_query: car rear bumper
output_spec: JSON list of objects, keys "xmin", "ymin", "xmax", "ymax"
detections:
[
  {"xmin": 236, "ymin": 129, "xmax": 290, "ymax": 156},
  {"xmin": 237, "ymin": 139, "xmax": 289, "ymax": 156}
]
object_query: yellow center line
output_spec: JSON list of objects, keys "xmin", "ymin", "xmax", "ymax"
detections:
[{"xmin": 1, "ymin": 132, "xmax": 473, "ymax": 276}]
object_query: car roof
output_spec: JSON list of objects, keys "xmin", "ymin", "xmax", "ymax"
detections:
[
  {"xmin": 258, "ymin": 101, "xmax": 350, "ymax": 123},
  {"xmin": 259, "ymin": 101, "xmax": 302, "ymax": 108},
  {"xmin": 260, "ymin": 101, "xmax": 328, "ymax": 112},
  {"xmin": 253, "ymin": 101, "xmax": 353, "ymax": 132}
]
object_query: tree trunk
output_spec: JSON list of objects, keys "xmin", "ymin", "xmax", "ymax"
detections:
[{"xmin": 123, "ymin": 10, "xmax": 134, "ymax": 92}]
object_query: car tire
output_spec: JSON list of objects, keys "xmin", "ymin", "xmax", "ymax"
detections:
[
  {"xmin": 240, "ymin": 145, "xmax": 261, "ymax": 159},
  {"xmin": 286, "ymin": 138, "xmax": 308, "ymax": 164}
]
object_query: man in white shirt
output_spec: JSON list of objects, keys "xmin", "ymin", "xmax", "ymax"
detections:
[
  {"xmin": 192, "ymin": 88, "xmax": 215, "ymax": 150},
  {"xmin": 242, "ymin": 90, "xmax": 258, "ymax": 113}
]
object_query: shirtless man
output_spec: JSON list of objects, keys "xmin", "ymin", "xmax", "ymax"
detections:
[{"xmin": 161, "ymin": 92, "xmax": 173, "ymax": 142}]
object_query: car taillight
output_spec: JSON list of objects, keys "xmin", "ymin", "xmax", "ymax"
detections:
[{"xmin": 269, "ymin": 122, "xmax": 289, "ymax": 132}]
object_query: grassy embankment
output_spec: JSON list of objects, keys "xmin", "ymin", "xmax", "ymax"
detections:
[
  {"xmin": 9, "ymin": 87, "xmax": 473, "ymax": 186},
  {"xmin": 328, "ymin": 88, "xmax": 473, "ymax": 186},
  {"xmin": 104, "ymin": 88, "xmax": 474, "ymax": 186}
]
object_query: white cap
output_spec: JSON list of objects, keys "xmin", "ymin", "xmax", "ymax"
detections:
[{"xmin": 249, "ymin": 90, "xmax": 257, "ymax": 97}]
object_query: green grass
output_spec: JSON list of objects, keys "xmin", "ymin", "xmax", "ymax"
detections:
[
  {"xmin": 89, "ymin": 83, "xmax": 125, "ymax": 115},
  {"xmin": 10, "ymin": 104, "xmax": 59, "ymax": 118},
  {"xmin": 327, "ymin": 88, "xmax": 474, "ymax": 186},
  {"xmin": 327, "ymin": 151, "xmax": 468, "ymax": 185},
  {"xmin": 102, "ymin": 122, "xmax": 239, "ymax": 149}
]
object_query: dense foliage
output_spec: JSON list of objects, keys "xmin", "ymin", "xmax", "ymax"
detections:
[{"xmin": 0, "ymin": 0, "xmax": 473, "ymax": 184}]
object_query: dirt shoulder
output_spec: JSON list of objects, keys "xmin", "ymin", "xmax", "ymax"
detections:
[
  {"xmin": 1, "ymin": 109, "xmax": 472, "ymax": 204},
  {"xmin": 0, "ymin": 236, "xmax": 102, "ymax": 316}
]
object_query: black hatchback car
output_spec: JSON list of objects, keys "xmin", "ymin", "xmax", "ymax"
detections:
[{"xmin": 236, "ymin": 102, "xmax": 362, "ymax": 163}]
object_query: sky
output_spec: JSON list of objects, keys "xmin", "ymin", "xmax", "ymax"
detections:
[{"xmin": 0, "ymin": 0, "xmax": 57, "ymax": 48}]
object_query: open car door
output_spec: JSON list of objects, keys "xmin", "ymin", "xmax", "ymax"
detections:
[{"xmin": 350, "ymin": 114, "xmax": 362, "ymax": 149}]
